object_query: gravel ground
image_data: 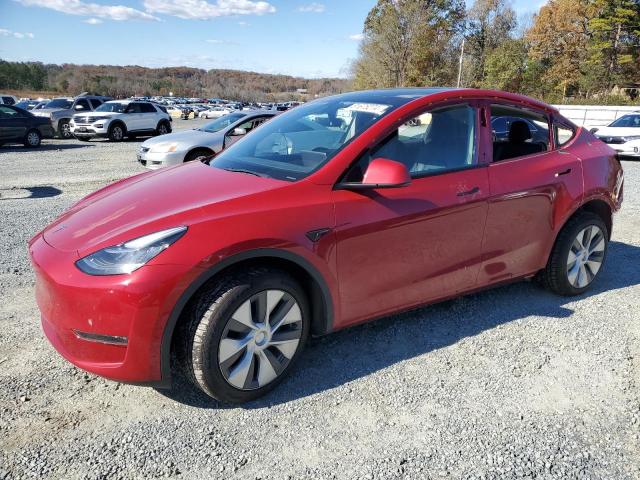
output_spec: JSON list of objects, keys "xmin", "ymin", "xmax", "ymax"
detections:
[{"xmin": 0, "ymin": 121, "xmax": 639, "ymax": 480}]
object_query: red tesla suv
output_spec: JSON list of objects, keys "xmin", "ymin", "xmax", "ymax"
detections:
[{"xmin": 29, "ymin": 88, "xmax": 624, "ymax": 403}]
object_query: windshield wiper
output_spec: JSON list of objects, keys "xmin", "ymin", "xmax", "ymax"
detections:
[{"xmin": 221, "ymin": 167, "xmax": 268, "ymax": 178}]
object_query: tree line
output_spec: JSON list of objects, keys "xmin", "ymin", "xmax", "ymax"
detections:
[
  {"xmin": 0, "ymin": 61, "xmax": 350, "ymax": 102},
  {"xmin": 352, "ymin": 0, "xmax": 640, "ymax": 104}
]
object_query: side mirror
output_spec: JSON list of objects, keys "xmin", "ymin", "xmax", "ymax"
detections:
[
  {"xmin": 232, "ymin": 127, "xmax": 247, "ymax": 136},
  {"xmin": 74, "ymin": 104, "xmax": 85, "ymax": 110},
  {"xmin": 338, "ymin": 157, "xmax": 411, "ymax": 190}
]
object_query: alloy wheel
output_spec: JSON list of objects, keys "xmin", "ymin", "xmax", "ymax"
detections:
[
  {"xmin": 218, "ymin": 290, "xmax": 303, "ymax": 390},
  {"xmin": 567, "ymin": 225, "xmax": 605, "ymax": 288},
  {"xmin": 158, "ymin": 124, "xmax": 169, "ymax": 135},
  {"xmin": 112, "ymin": 126, "xmax": 123, "ymax": 140},
  {"xmin": 26, "ymin": 131, "xmax": 40, "ymax": 146},
  {"xmin": 61, "ymin": 123, "xmax": 71, "ymax": 138}
]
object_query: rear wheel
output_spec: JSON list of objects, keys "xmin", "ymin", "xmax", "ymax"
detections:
[
  {"xmin": 24, "ymin": 129, "xmax": 41, "ymax": 147},
  {"xmin": 156, "ymin": 121, "xmax": 171, "ymax": 136},
  {"xmin": 179, "ymin": 269, "xmax": 309, "ymax": 403},
  {"xmin": 538, "ymin": 212, "xmax": 608, "ymax": 296}
]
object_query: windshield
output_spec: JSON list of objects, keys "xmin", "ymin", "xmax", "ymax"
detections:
[
  {"xmin": 610, "ymin": 115, "xmax": 640, "ymax": 128},
  {"xmin": 211, "ymin": 98, "xmax": 397, "ymax": 181},
  {"xmin": 199, "ymin": 113, "xmax": 246, "ymax": 133},
  {"xmin": 96, "ymin": 102, "xmax": 126, "ymax": 113},
  {"xmin": 45, "ymin": 99, "xmax": 73, "ymax": 109}
]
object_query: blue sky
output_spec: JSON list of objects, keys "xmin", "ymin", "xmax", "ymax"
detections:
[{"xmin": 0, "ymin": 0, "xmax": 545, "ymax": 78}]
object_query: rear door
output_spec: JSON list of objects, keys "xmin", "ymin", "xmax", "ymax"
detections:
[
  {"xmin": 479, "ymin": 103, "xmax": 583, "ymax": 285},
  {"xmin": 139, "ymin": 103, "xmax": 160, "ymax": 130}
]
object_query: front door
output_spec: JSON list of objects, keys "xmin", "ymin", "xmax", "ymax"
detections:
[{"xmin": 332, "ymin": 103, "xmax": 490, "ymax": 328}]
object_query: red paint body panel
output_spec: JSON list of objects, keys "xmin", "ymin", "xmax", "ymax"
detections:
[
  {"xmin": 28, "ymin": 88, "xmax": 623, "ymax": 386},
  {"xmin": 333, "ymin": 167, "xmax": 489, "ymax": 327}
]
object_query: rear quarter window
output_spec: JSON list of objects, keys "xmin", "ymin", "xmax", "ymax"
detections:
[{"xmin": 554, "ymin": 122, "xmax": 575, "ymax": 148}]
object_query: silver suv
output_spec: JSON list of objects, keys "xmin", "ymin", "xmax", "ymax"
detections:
[{"xmin": 33, "ymin": 94, "xmax": 112, "ymax": 138}]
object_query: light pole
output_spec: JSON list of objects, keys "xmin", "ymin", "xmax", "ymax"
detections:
[{"xmin": 457, "ymin": 36, "xmax": 465, "ymax": 88}]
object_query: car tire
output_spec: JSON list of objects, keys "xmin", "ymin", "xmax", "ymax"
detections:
[
  {"xmin": 58, "ymin": 120, "xmax": 72, "ymax": 139},
  {"xmin": 24, "ymin": 129, "xmax": 41, "ymax": 148},
  {"xmin": 538, "ymin": 212, "xmax": 608, "ymax": 296},
  {"xmin": 184, "ymin": 148, "xmax": 213, "ymax": 163},
  {"xmin": 156, "ymin": 121, "xmax": 171, "ymax": 136},
  {"xmin": 108, "ymin": 123, "xmax": 126, "ymax": 142},
  {"xmin": 179, "ymin": 268, "xmax": 310, "ymax": 403}
]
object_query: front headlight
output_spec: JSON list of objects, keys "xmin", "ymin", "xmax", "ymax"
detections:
[
  {"xmin": 150, "ymin": 142, "xmax": 178, "ymax": 153},
  {"xmin": 75, "ymin": 226, "xmax": 187, "ymax": 275}
]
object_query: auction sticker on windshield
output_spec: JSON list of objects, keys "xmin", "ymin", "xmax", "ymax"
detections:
[{"xmin": 343, "ymin": 103, "xmax": 391, "ymax": 116}]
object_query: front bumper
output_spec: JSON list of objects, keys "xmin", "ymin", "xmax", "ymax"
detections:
[
  {"xmin": 70, "ymin": 122, "xmax": 110, "ymax": 138},
  {"xmin": 137, "ymin": 148, "xmax": 185, "ymax": 169},
  {"xmin": 29, "ymin": 233, "xmax": 196, "ymax": 385},
  {"xmin": 603, "ymin": 141, "xmax": 640, "ymax": 157}
]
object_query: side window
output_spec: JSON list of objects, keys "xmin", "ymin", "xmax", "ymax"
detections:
[
  {"xmin": 234, "ymin": 119, "xmax": 255, "ymax": 132},
  {"xmin": 491, "ymin": 116, "xmax": 509, "ymax": 134},
  {"xmin": 140, "ymin": 103, "xmax": 156, "ymax": 113},
  {"xmin": 343, "ymin": 104, "xmax": 477, "ymax": 182},
  {"xmin": 90, "ymin": 99, "xmax": 102, "ymax": 109},
  {"xmin": 490, "ymin": 105, "xmax": 549, "ymax": 162},
  {"xmin": 2, "ymin": 96, "xmax": 15, "ymax": 105},
  {"xmin": 0, "ymin": 106, "xmax": 18, "ymax": 118},
  {"xmin": 554, "ymin": 122, "xmax": 575, "ymax": 148},
  {"xmin": 126, "ymin": 103, "xmax": 142, "ymax": 113},
  {"xmin": 250, "ymin": 117, "xmax": 271, "ymax": 130}
]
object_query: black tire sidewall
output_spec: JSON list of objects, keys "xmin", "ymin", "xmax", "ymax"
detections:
[
  {"xmin": 554, "ymin": 213, "xmax": 608, "ymax": 295},
  {"xmin": 59, "ymin": 120, "xmax": 71, "ymax": 139},
  {"xmin": 191, "ymin": 271, "xmax": 310, "ymax": 403},
  {"xmin": 185, "ymin": 149, "xmax": 212, "ymax": 162},
  {"xmin": 157, "ymin": 121, "xmax": 170, "ymax": 135},
  {"xmin": 108, "ymin": 123, "xmax": 125, "ymax": 141}
]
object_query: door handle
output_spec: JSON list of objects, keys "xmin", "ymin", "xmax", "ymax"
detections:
[
  {"xmin": 555, "ymin": 168, "xmax": 572, "ymax": 177},
  {"xmin": 457, "ymin": 186, "xmax": 480, "ymax": 197}
]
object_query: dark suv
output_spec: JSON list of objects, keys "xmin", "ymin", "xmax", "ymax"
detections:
[{"xmin": 32, "ymin": 94, "xmax": 112, "ymax": 138}]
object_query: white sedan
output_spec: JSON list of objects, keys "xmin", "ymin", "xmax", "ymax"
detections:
[
  {"xmin": 199, "ymin": 107, "xmax": 231, "ymax": 119},
  {"xmin": 593, "ymin": 113, "xmax": 640, "ymax": 158}
]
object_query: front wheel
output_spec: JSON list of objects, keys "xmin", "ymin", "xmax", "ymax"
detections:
[
  {"xmin": 108, "ymin": 123, "xmax": 125, "ymax": 142},
  {"xmin": 538, "ymin": 212, "xmax": 608, "ymax": 296},
  {"xmin": 58, "ymin": 120, "xmax": 72, "ymax": 139},
  {"xmin": 180, "ymin": 269, "xmax": 309, "ymax": 403}
]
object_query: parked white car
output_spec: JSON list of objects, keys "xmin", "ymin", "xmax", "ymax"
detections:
[
  {"xmin": 70, "ymin": 100, "xmax": 171, "ymax": 141},
  {"xmin": 199, "ymin": 107, "xmax": 231, "ymax": 119},
  {"xmin": 593, "ymin": 113, "xmax": 640, "ymax": 158}
]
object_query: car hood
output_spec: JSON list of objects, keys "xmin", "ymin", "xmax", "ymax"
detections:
[
  {"xmin": 596, "ymin": 127, "xmax": 640, "ymax": 137},
  {"xmin": 42, "ymin": 161, "xmax": 286, "ymax": 255},
  {"xmin": 34, "ymin": 107, "xmax": 73, "ymax": 116},
  {"xmin": 141, "ymin": 128, "xmax": 222, "ymax": 148},
  {"xmin": 32, "ymin": 108, "xmax": 59, "ymax": 116}
]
